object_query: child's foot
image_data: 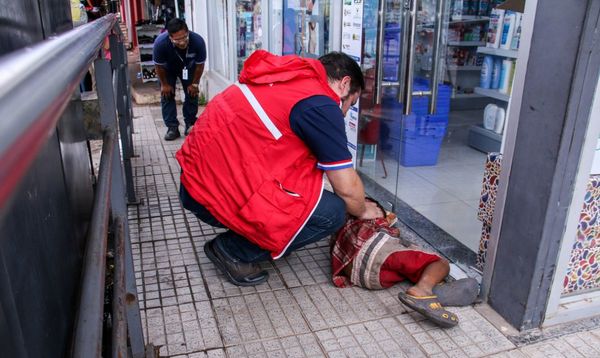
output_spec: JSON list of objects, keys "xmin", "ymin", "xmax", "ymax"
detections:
[{"xmin": 406, "ymin": 285, "xmax": 433, "ymax": 297}]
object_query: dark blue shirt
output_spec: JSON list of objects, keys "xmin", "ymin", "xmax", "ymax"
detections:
[
  {"xmin": 153, "ymin": 31, "xmax": 206, "ymax": 74},
  {"xmin": 290, "ymin": 95, "xmax": 353, "ymax": 170}
]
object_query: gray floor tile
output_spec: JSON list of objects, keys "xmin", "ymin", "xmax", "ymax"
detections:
[{"xmin": 128, "ymin": 104, "xmax": 599, "ymax": 358}]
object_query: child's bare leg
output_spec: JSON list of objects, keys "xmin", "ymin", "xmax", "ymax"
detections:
[{"xmin": 406, "ymin": 259, "xmax": 449, "ymax": 297}]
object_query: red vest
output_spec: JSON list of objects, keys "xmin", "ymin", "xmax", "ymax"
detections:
[{"xmin": 176, "ymin": 50, "xmax": 340, "ymax": 258}]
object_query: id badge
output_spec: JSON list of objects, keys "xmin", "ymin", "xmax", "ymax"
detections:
[{"xmin": 182, "ymin": 68, "xmax": 189, "ymax": 80}]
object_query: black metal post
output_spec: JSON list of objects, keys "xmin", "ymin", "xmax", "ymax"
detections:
[
  {"xmin": 72, "ymin": 129, "xmax": 115, "ymax": 358},
  {"xmin": 111, "ymin": 218, "xmax": 127, "ymax": 358}
]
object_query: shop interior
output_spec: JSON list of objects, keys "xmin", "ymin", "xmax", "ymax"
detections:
[
  {"xmin": 139, "ymin": 0, "xmax": 523, "ymax": 257},
  {"xmin": 353, "ymin": 0, "xmax": 523, "ymax": 256}
]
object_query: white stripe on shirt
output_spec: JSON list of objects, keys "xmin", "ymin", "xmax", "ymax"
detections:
[{"xmin": 235, "ymin": 82, "xmax": 282, "ymax": 140}]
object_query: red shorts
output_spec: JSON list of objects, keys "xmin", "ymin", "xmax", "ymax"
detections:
[{"xmin": 379, "ymin": 250, "xmax": 441, "ymax": 288}]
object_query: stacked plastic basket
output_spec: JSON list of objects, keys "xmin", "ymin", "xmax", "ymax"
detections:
[{"xmin": 382, "ymin": 79, "xmax": 451, "ymax": 166}]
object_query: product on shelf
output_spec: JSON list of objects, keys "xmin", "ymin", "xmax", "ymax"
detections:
[
  {"xmin": 487, "ymin": 8, "xmax": 522, "ymax": 50},
  {"xmin": 451, "ymin": 0, "xmax": 496, "ymax": 20},
  {"xmin": 500, "ymin": 11, "xmax": 517, "ymax": 49},
  {"xmin": 491, "ymin": 57, "xmax": 502, "ymax": 89},
  {"xmin": 483, "ymin": 103, "xmax": 498, "ymax": 130},
  {"xmin": 498, "ymin": 59, "xmax": 514, "ymax": 94},
  {"xmin": 480, "ymin": 55, "xmax": 493, "ymax": 89},
  {"xmin": 486, "ymin": 8, "xmax": 505, "ymax": 48},
  {"xmin": 142, "ymin": 67, "xmax": 157, "ymax": 80},
  {"xmin": 494, "ymin": 107, "xmax": 506, "ymax": 134},
  {"xmin": 136, "ymin": 23, "xmax": 162, "ymax": 82},
  {"xmin": 510, "ymin": 12, "xmax": 523, "ymax": 50}
]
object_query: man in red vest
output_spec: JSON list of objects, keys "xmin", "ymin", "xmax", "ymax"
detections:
[{"xmin": 176, "ymin": 50, "xmax": 383, "ymax": 286}]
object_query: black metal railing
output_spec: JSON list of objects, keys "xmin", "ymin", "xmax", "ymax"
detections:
[{"xmin": 0, "ymin": 13, "xmax": 145, "ymax": 358}]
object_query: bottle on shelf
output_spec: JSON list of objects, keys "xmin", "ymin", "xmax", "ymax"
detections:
[
  {"xmin": 494, "ymin": 107, "xmax": 506, "ymax": 134},
  {"xmin": 486, "ymin": 8, "xmax": 505, "ymax": 48},
  {"xmin": 491, "ymin": 57, "xmax": 502, "ymax": 89},
  {"xmin": 483, "ymin": 103, "xmax": 498, "ymax": 130},
  {"xmin": 480, "ymin": 55, "xmax": 494, "ymax": 89},
  {"xmin": 500, "ymin": 11, "xmax": 517, "ymax": 50},
  {"xmin": 510, "ymin": 13, "xmax": 523, "ymax": 50},
  {"xmin": 498, "ymin": 59, "xmax": 514, "ymax": 94}
]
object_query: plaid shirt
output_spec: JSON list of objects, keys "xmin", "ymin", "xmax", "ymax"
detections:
[{"xmin": 330, "ymin": 215, "xmax": 400, "ymax": 288}]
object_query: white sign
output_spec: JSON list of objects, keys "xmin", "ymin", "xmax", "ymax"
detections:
[{"xmin": 341, "ymin": 0, "xmax": 363, "ymax": 163}]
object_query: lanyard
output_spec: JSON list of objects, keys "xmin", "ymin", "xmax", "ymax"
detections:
[{"xmin": 174, "ymin": 46, "xmax": 188, "ymax": 67}]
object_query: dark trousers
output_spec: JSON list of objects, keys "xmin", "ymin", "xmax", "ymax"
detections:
[
  {"xmin": 179, "ymin": 184, "xmax": 346, "ymax": 263},
  {"xmin": 161, "ymin": 74, "xmax": 199, "ymax": 129}
]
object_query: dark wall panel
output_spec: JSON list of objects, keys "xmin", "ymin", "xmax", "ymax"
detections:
[
  {"xmin": 38, "ymin": 0, "xmax": 74, "ymax": 37},
  {"xmin": 0, "ymin": 1, "xmax": 44, "ymax": 55},
  {"xmin": 0, "ymin": 133, "xmax": 82, "ymax": 358},
  {"xmin": 0, "ymin": 0, "xmax": 95, "ymax": 356},
  {"xmin": 489, "ymin": 0, "xmax": 592, "ymax": 329}
]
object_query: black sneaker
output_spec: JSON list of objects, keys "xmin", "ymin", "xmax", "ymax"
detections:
[
  {"xmin": 164, "ymin": 127, "xmax": 180, "ymax": 141},
  {"xmin": 184, "ymin": 124, "xmax": 194, "ymax": 136},
  {"xmin": 203, "ymin": 239, "xmax": 269, "ymax": 286}
]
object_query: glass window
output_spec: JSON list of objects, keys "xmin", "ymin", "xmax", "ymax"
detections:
[
  {"xmin": 208, "ymin": 0, "xmax": 230, "ymax": 79},
  {"xmin": 282, "ymin": 0, "xmax": 332, "ymax": 58},
  {"xmin": 236, "ymin": 1, "xmax": 264, "ymax": 75},
  {"xmin": 270, "ymin": 1, "xmax": 283, "ymax": 55}
]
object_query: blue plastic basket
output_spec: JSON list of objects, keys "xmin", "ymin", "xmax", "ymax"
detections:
[{"xmin": 400, "ymin": 114, "xmax": 447, "ymax": 166}]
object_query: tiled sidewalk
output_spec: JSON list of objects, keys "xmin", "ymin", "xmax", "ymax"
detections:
[{"xmin": 127, "ymin": 104, "xmax": 600, "ymax": 358}]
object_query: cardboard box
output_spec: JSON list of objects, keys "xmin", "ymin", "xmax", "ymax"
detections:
[{"xmin": 496, "ymin": 0, "xmax": 525, "ymax": 13}]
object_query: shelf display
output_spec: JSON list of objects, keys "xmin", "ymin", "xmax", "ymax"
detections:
[
  {"xmin": 236, "ymin": 1, "xmax": 263, "ymax": 75},
  {"xmin": 282, "ymin": 0, "xmax": 330, "ymax": 59},
  {"xmin": 136, "ymin": 24, "xmax": 163, "ymax": 83},
  {"xmin": 468, "ymin": 3, "xmax": 523, "ymax": 153},
  {"xmin": 444, "ymin": 16, "xmax": 488, "ymax": 98}
]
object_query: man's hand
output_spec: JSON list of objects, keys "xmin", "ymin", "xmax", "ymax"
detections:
[
  {"xmin": 161, "ymin": 83, "xmax": 175, "ymax": 99},
  {"xmin": 187, "ymin": 84, "xmax": 199, "ymax": 98},
  {"xmin": 358, "ymin": 200, "xmax": 385, "ymax": 220},
  {"xmin": 327, "ymin": 167, "xmax": 385, "ymax": 220}
]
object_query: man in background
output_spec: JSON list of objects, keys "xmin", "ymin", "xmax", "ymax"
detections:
[{"xmin": 153, "ymin": 18, "xmax": 206, "ymax": 140}]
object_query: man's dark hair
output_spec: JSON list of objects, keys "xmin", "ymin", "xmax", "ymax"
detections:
[
  {"xmin": 318, "ymin": 52, "xmax": 365, "ymax": 93},
  {"xmin": 167, "ymin": 18, "xmax": 188, "ymax": 34}
]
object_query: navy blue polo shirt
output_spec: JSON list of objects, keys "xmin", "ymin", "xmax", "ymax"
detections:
[
  {"xmin": 153, "ymin": 31, "xmax": 206, "ymax": 75},
  {"xmin": 290, "ymin": 95, "xmax": 353, "ymax": 171}
]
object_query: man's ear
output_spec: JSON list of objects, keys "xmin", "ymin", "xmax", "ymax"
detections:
[{"xmin": 342, "ymin": 75, "xmax": 352, "ymax": 90}]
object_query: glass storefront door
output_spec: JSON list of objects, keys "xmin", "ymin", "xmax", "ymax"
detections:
[
  {"xmin": 352, "ymin": 0, "xmax": 486, "ymax": 254},
  {"xmin": 236, "ymin": 1, "xmax": 264, "ymax": 74},
  {"xmin": 282, "ymin": 0, "xmax": 333, "ymax": 58}
]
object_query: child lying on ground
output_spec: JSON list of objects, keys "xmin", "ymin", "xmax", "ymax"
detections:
[{"xmin": 330, "ymin": 199, "xmax": 478, "ymax": 328}]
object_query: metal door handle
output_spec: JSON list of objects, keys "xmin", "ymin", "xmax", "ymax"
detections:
[
  {"xmin": 374, "ymin": 0, "xmax": 387, "ymax": 104},
  {"xmin": 400, "ymin": 0, "xmax": 418, "ymax": 115},
  {"xmin": 429, "ymin": 0, "xmax": 445, "ymax": 114}
]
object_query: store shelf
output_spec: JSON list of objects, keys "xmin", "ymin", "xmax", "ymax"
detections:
[
  {"xmin": 136, "ymin": 24, "xmax": 163, "ymax": 31},
  {"xmin": 450, "ymin": 16, "xmax": 490, "ymax": 24},
  {"xmin": 477, "ymin": 46, "xmax": 518, "ymax": 59},
  {"xmin": 142, "ymin": 78, "xmax": 158, "ymax": 83},
  {"xmin": 447, "ymin": 65, "xmax": 482, "ymax": 71},
  {"xmin": 140, "ymin": 61, "xmax": 155, "ymax": 66},
  {"xmin": 452, "ymin": 92, "xmax": 485, "ymax": 99},
  {"xmin": 139, "ymin": 44, "xmax": 153, "ymax": 49},
  {"xmin": 474, "ymin": 87, "xmax": 510, "ymax": 102},
  {"xmin": 468, "ymin": 125, "xmax": 502, "ymax": 153},
  {"xmin": 448, "ymin": 41, "xmax": 486, "ymax": 47},
  {"xmin": 420, "ymin": 16, "xmax": 489, "ymax": 29}
]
